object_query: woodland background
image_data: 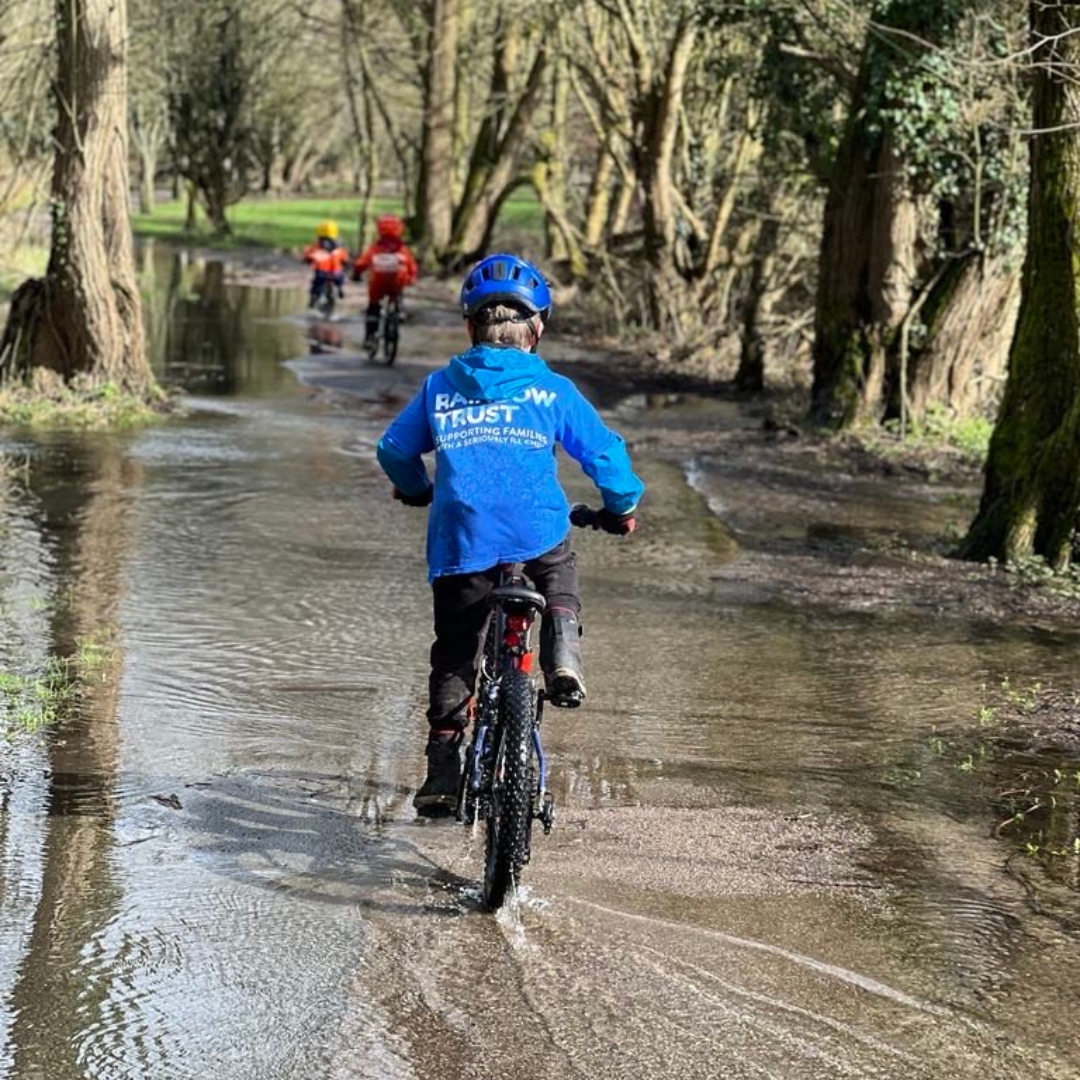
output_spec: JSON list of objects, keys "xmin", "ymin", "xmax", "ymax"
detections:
[{"xmin": 2, "ymin": 0, "xmax": 1080, "ymax": 567}]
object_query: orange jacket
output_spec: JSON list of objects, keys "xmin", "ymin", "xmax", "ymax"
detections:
[
  {"xmin": 303, "ymin": 242, "xmax": 350, "ymax": 274},
  {"xmin": 352, "ymin": 239, "xmax": 418, "ymax": 290}
]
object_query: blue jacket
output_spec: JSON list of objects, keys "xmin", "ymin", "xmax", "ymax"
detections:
[{"xmin": 377, "ymin": 343, "xmax": 645, "ymax": 580}]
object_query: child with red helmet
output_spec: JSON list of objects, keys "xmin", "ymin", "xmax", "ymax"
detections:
[{"xmin": 351, "ymin": 214, "xmax": 419, "ymax": 347}]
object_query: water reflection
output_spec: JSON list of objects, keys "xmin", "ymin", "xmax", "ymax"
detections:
[
  {"xmin": 139, "ymin": 240, "xmax": 307, "ymax": 395},
  {"xmin": 2, "ymin": 440, "xmax": 136, "ymax": 1078}
]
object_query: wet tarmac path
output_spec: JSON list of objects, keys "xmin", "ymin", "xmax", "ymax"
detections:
[{"xmin": 2, "ymin": 256, "xmax": 1079, "ymax": 1078}]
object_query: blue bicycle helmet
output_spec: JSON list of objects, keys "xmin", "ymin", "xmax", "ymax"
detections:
[{"xmin": 460, "ymin": 253, "xmax": 552, "ymax": 322}]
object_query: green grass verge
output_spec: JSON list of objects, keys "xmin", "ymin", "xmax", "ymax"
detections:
[
  {"xmin": 134, "ymin": 196, "xmax": 387, "ymax": 251},
  {"xmin": 0, "ymin": 376, "xmax": 173, "ymax": 430},
  {"xmin": 133, "ymin": 192, "xmax": 545, "ymax": 253}
]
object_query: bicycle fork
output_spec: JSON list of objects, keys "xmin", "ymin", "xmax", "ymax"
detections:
[
  {"xmin": 533, "ymin": 693, "xmax": 556, "ymax": 835},
  {"xmin": 460, "ymin": 680, "xmax": 555, "ymax": 837}
]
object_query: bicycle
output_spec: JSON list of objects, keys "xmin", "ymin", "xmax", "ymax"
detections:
[
  {"xmin": 457, "ymin": 503, "xmax": 617, "ymax": 909},
  {"xmin": 365, "ymin": 293, "xmax": 401, "ymax": 366},
  {"xmin": 312, "ymin": 276, "xmax": 338, "ymax": 319}
]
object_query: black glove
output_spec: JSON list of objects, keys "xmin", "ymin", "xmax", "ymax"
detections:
[
  {"xmin": 571, "ymin": 504, "xmax": 636, "ymax": 534},
  {"xmin": 393, "ymin": 486, "xmax": 433, "ymax": 507},
  {"xmin": 599, "ymin": 508, "xmax": 636, "ymax": 535}
]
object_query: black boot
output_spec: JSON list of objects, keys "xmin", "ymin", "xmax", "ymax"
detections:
[
  {"xmin": 413, "ymin": 731, "xmax": 462, "ymax": 817},
  {"xmin": 364, "ymin": 303, "xmax": 380, "ymax": 350},
  {"xmin": 540, "ymin": 608, "xmax": 585, "ymax": 707}
]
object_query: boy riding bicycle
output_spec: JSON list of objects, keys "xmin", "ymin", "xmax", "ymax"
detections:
[
  {"xmin": 376, "ymin": 253, "xmax": 644, "ymax": 817},
  {"xmin": 302, "ymin": 220, "xmax": 349, "ymax": 308},
  {"xmin": 351, "ymin": 214, "xmax": 419, "ymax": 349}
]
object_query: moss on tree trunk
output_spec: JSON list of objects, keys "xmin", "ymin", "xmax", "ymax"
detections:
[{"xmin": 960, "ymin": 3, "xmax": 1080, "ymax": 568}]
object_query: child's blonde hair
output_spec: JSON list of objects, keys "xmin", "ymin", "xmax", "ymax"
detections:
[{"xmin": 469, "ymin": 304, "xmax": 542, "ymax": 350}]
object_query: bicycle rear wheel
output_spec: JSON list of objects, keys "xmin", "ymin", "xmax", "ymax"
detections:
[
  {"xmin": 384, "ymin": 302, "xmax": 399, "ymax": 366},
  {"xmin": 483, "ymin": 668, "xmax": 537, "ymax": 909}
]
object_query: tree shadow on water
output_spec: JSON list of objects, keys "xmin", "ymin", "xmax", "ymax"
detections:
[{"xmin": 175, "ymin": 768, "xmax": 481, "ymax": 918}]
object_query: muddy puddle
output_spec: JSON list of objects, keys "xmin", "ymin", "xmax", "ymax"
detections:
[{"xmin": 1, "ymin": 247, "xmax": 1078, "ymax": 1078}]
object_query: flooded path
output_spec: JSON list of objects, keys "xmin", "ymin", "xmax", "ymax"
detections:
[{"xmin": 2, "ymin": 253, "xmax": 1079, "ymax": 1078}]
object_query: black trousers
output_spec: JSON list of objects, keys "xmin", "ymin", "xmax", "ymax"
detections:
[{"xmin": 427, "ymin": 537, "xmax": 579, "ymax": 732}]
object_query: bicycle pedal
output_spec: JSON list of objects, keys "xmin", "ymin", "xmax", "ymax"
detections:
[{"xmin": 549, "ymin": 690, "xmax": 583, "ymax": 709}]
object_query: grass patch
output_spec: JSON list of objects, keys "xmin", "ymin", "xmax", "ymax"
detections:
[
  {"xmin": 992, "ymin": 555, "xmax": 1080, "ymax": 600},
  {"xmin": 839, "ymin": 407, "xmax": 993, "ymax": 484},
  {"xmin": 0, "ymin": 372, "xmax": 177, "ymax": 430},
  {"xmin": 0, "ymin": 233, "xmax": 47, "ymax": 306},
  {"xmin": 0, "ymin": 636, "xmax": 114, "ymax": 736}
]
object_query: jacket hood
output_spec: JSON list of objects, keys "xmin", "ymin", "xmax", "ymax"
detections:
[{"xmin": 445, "ymin": 344, "xmax": 547, "ymax": 402}]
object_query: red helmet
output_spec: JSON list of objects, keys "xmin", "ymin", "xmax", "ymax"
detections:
[{"xmin": 376, "ymin": 214, "xmax": 405, "ymax": 239}]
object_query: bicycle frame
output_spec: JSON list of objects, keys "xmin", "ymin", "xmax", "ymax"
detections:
[{"xmin": 459, "ymin": 568, "xmax": 555, "ymax": 836}]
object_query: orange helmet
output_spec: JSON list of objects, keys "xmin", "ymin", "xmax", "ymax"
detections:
[{"xmin": 376, "ymin": 214, "xmax": 405, "ymax": 239}]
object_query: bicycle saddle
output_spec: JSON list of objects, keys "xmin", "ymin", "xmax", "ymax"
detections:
[{"xmin": 491, "ymin": 584, "xmax": 546, "ymax": 614}]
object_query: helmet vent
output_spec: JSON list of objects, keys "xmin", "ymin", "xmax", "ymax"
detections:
[{"xmin": 459, "ymin": 253, "xmax": 552, "ymax": 320}]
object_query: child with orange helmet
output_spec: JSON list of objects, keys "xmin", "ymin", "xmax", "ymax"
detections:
[
  {"xmin": 351, "ymin": 214, "xmax": 419, "ymax": 346},
  {"xmin": 303, "ymin": 220, "xmax": 350, "ymax": 308}
]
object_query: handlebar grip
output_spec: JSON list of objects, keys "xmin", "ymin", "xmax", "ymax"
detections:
[
  {"xmin": 570, "ymin": 503, "xmax": 636, "ymax": 534},
  {"xmin": 570, "ymin": 503, "xmax": 599, "ymax": 529}
]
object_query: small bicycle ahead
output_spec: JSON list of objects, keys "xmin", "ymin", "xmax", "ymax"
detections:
[
  {"xmin": 366, "ymin": 294, "xmax": 401, "ymax": 366},
  {"xmin": 311, "ymin": 277, "xmax": 339, "ymax": 320},
  {"xmin": 458, "ymin": 503, "xmax": 618, "ymax": 909}
]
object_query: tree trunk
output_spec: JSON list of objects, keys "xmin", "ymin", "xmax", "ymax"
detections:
[
  {"xmin": 131, "ymin": 104, "xmax": 164, "ymax": 215},
  {"xmin": 415, "ymin": 0, "xmax": 459, "ymax": 260},
  {"xmin": 0, "ymin": 0, "xmax": 153, "ymax": 397},
  {"xmin": 184, "ymin": 182, "xmax": 199, "ymax": 232},
  {"xmin": 633, "ymin": 12, "xmax": 697, "ymax": 336},
  {"xmin": 906, "ymin": 252, "xmax": 1019, "ymax": 420},
  {"xmin": 449, "ymin": 45, "xmax": 549, "ymax": 264},
  {"xmin": 203, "ymin": 187, "xmax": 232, "ymax": 236},
  {"xmin": 138, "ymin": 147, "xmax": 157, "ymax": 215},
  {"xmin": 960, "ymin": 1, "xmax": 1080, "ymax": 569},
  {"xmin": 810, "ymin": 80, "xmax": 919, "ymax": 429},
  {"xmin": 736, "ymin": 215, "xmax": 779, "ymax": 393},
  {"xmin": 583, "ymin": 144, "xmax": 616, "ymax": 248},
  {"xmin": 809, "ymin": 2, "xmax": 971, "ymax": 430},
  {"xmin": 542, "ymin": 57, "xmax": 571, "ymax": 262}
]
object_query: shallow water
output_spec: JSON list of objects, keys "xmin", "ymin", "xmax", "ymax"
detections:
[{"xmin": 1, "ymin": 252, "xmax": 1078, "ymax": 1078}]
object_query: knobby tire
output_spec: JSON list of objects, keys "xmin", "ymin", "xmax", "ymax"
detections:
[
  {"xmin": 483, "ymin": 668, "xmax": 537, "ymax": 909},
  {"xmin": 384, "ymin": 303, "xmax": 399, "ymax": 366}
]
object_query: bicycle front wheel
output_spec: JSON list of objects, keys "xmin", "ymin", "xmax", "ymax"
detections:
[
  {"xmin": 384, "ymin": 303, "xmax": 399, "ymax": 366},
  {"xmin": 483, "ymin": 668, "xmax": 537, "ymax": 909},
  {"xmin": 319, "ymin": 282, "xmax": 335, "ymax": 318}
]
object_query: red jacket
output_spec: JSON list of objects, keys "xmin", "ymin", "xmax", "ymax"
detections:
[{"xmin": 352, "ymin": 238, "xmax": 418, "ymax": 290}]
